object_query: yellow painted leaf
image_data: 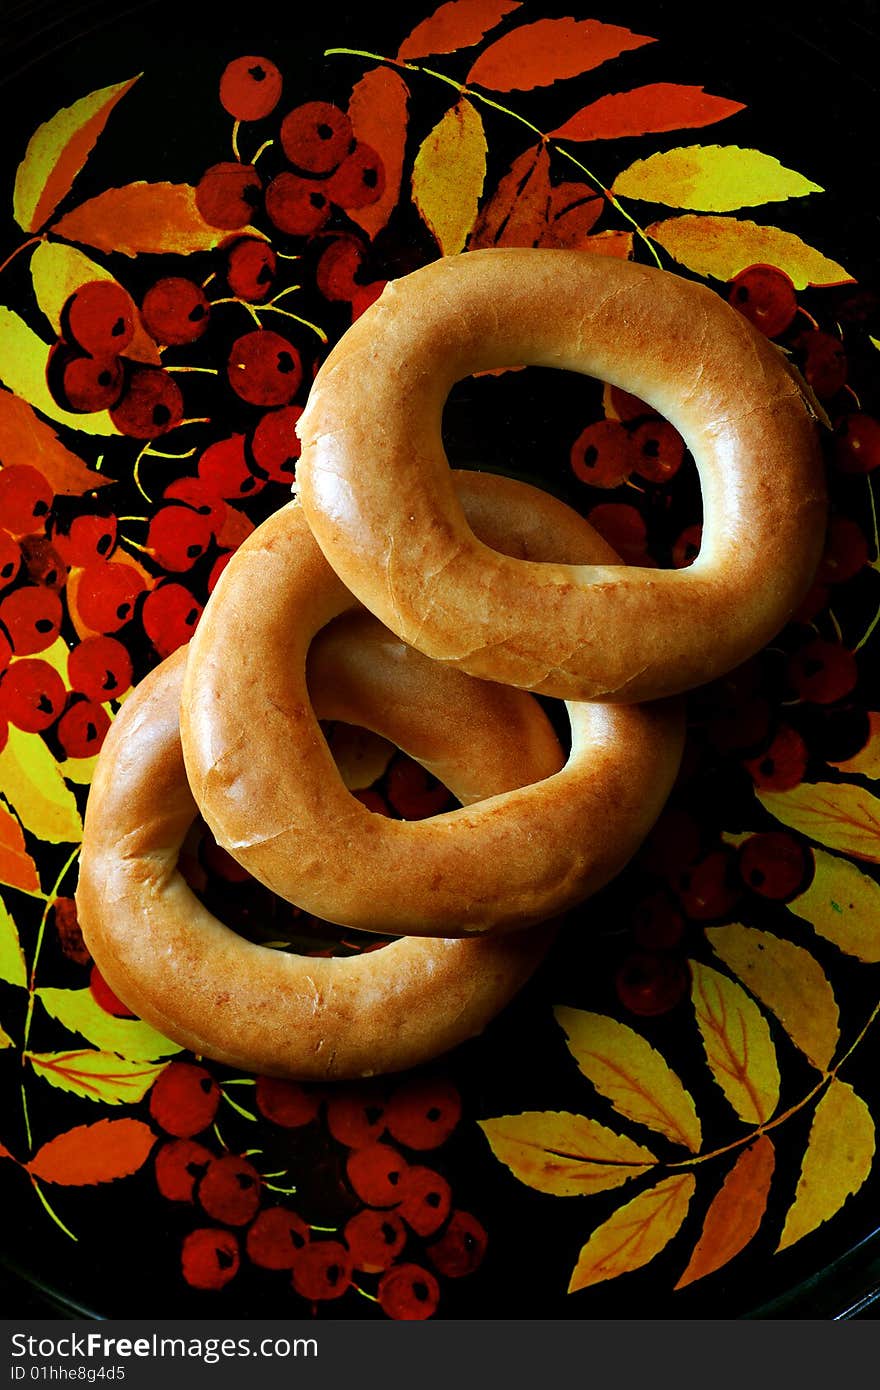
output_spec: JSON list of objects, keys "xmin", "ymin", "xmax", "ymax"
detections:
[
  {"xmin": 60, "ymin": 754, "xmax": 101, "ymax": 786},
  {"xmin": 830, "ymin": 712, "xmax": 880, "ymax": 777},
  {"xmin": 690, "ymin": 961, "xmax": 779, "ymax": 1124},
  {"xmin": 28, "ymin": 1049, "xmax": 167, "ymax": 1104},
  {"xmin": 0, "ymin": 389, "xmax": 112, "ymax": 492},
  {"xmin": 0, "ymin": 800, "xmax": 40, "ymax": 896},
  {"xmin": 13, "ymin": 76, "xmax": 140, "ymax": 232},
  {"xmin": 37, "ymin": 987, "xmax": 182, "ymax": 1061},
  {"xmin": 327, "ymin": 724, "xmax": 395, "ymax": 791},
  {"xmin": 569, "ymin": 1173, "xmax": 695, "ymax": 1293},
  {"xmin": 788, "ymin": 849, "xmax": 880, "ymax": 963},
  {"xmin": 30, "ymin": 241, "xmax": 160, "ymax": 365},
  {"xmin": 347, "ymin": 68, "xmax": 410, "ymax": 240},
  {"xmin": 708, "ymin": 925, "xmax": 840, "ymax": 1071},
  {"xmin": 0, "ymin": 726, "xmax": 83, "ymax": 844},
  {"xmin": 478, "ymin": 1110, "xmax": 655, "ymax": 1196},
  {"xmin": 777, "ymin": 1080, "xmax": 874, "ymax": 1251},
  {"xmin": 411, "ymin": 100, "xmax": 487, "ymax": 255},
  {"xmin": 554, "ymin": 1007, "xmax": 701, "ymax": 1152},
  {"xmin": 757, "ymin": 781, "xmax": 880, "ymax": 862},
  {"xmin": 675, "ymin": 1136, "xmax": 775, "ymax": 1288},
  {"xmin": 0, "ymin": 307, "xmax": 118, "ymax": 436},
  {"xmin": 52, "ymin": 183, "xmax": 265, "ymax": 257},
  {"xmin": 0, "ymin": 893, "xmax": 27, "ymax": 987},
  {"xmin": 0, "ymin": 1021, "xmax": 12, "ymax": 1048},
  {"xmin": 647, "ymin": 216, "xmax": 853, "ymax": 288},
  {"xmin": 613, "ymin": 145, "xmax": 821, "ymax": 210}
]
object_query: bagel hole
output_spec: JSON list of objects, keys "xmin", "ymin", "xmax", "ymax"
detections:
[{"xmin": 442, "ymin": 368, "xmax": 702, "ymax": 570}]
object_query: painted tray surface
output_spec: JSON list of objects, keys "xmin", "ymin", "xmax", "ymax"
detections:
[{"xmin": 0, "ymin": 0, "xmax": 879, "ymax": 1320}]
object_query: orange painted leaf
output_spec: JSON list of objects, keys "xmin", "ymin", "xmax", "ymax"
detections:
[
  {"xmin": 467, "ymin": 18, "xmax": 654, "ymax": 92},
  {"xmin": 26, "ymin": 1117, "xmax": 156, "ymax": 1184},
  {"xmin": 569, "ymin": 1173, "xmax": 695, "ymax": 1293},
  {"xmin": 708, "ymin": 925, "xmax": 840, "ymax": 1072},
  {"xmin": 0, "ymin": 891, "xmax": 28, "ymax": 987},
  {"xmin": 31, "ymin": 241, "xmax": 159, "ymax": 365},
  {"xmin": 398, "ymin": 0, "xmax": 522, "ymax": 60},
  {"xmin": 0, "ymin": 388, "xmax": 112, "ymax": 491},
  {"xmin": 478, "ymin": 1110, "xmax": 656, "ymax": 1196},
  {"xmin": 13, "ymin": 76, "xmax": 140, "ymax": 233},
  {"xmin": 582, "ymin": 229, "xmax": 634, "ymax": 259},
  {"xmin": 550, "ymin": 84, "xmax": 745, "ymax": 142},
  {"xmin": 554, "ymin": 1007, "xmax": 701, "ymax": 1152},
  {"xmin": 538, "ymin": 182, "xmax": 602, "ymax": 248},
  {"xmin": 411, "ymin": 100, "xmax": 487, "ymax": 254},
  {"xmin": 758, "ymin": 781, "xmax": 880, "ymax": 861},
  {"xmin": 51, "ymin": 183, "xmax": 259, "ymax": 257},
  {"xmin": 28, "ymin": 1049, "xmax": 167, "ymax": 1105},
  {"xmin": 675, "ymin": 1136, "xmax": 775, "ymax": 1288},
  {"xmin": 777, "ymin": 1080, "xmax": 874, "ymax": 1251},
  {"xmin": 347, "ymin": 68, "xmax": 410, "ymax": 239},
  {"xmin": 0, "ymin": 803, "xmax": 39, "ymax": 897},
  {"xmin": 647, "ymin": 215, "xmax": 853, "ymax": 288},
  {"xmin": 690, "ymin": 960, "xmax": 780, "ymax": 1124},
  {"xmin": 469, "ymin": 144, "xmax": 551, "ymax": 249},
  {"xmin": 788, "ymin": 848, "xmax": 880, "ymax": 964}
]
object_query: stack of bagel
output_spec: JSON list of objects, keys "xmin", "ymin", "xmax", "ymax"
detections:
[{"xmin": 77, "ymin": 249, "xmax": 827, "ymax": 1081}]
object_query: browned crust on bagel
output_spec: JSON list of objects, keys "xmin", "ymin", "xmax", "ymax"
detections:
[{"xmin": 296, "ymin": 249, "xmax": 826, "ymax": 701}]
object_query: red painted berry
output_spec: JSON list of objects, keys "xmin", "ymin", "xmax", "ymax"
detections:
[
  {"xmin": 181, "ymin": 1228, "xmax": 239, "ymax": 1290},
  {"xmin": 141, "ymin": 277, "xmax": 210, "ymax": 346},
  {"xmin": 569, "ymin": 419, "xmax": 632, "ymax": 488},
  {"xmin": 162, "ymin": 478, "xmax": 226, "ymax": 534},
  {"xmin": 606, "ymin": 384, "xmax": 651, "ymax": 422},
  {"xmin": 353, "ymin": 787, "xmax": 392, "ymax": 815},
  {"xmin": 833, "ymin": 413, "xmax": 880, "ymax": 474},
  {"xmin": 226, "ymin": 238, "xmax": 277, "ymax": 303},
  {"xmin": 0, "ymin": 584, "xmax": 62, "ymax": 654},
  {"xmin": 615, "ymin": 951, "xmax": 689, "ymax": 1016},
  {"xmin": 255, "ymin": 1075, "xmax": 320, "ymax": 1127},
  {"xmin": 728, "ymin": 265, "xmax": 798, "ymax": 338},
  {"xmin": 672, "ymin": 523, "xmax": 702, "ymax": 569},
  {"xmin": 739, "ymin": 832, "xmax": 809, "ymax": 900},
  {"xmin": 227, "ymin": 330, "xmax": 302, "ymax": 407},
  {"xmin": 587, "ymin": 503, "xmax": 650, "ymax": 565},
  {"xmin": 0, "ymin": 629, "xmax": 10, "ymax": 677},
  {"xmin": 0, "ymin": 659, "xmax": 66, "ymax": 731},
  {"xmin": 219, "ymin": 56, "xmax": 282, "ymax": 122},
  {"xmin": 426, "ymin": 1210, "xmax": 487, "ymax": 1278},
  {"xmin": 788, "ymin": 639, "xmax": 858, "ymax": 705},
  {"xmin": 198, "ymin": 1154, "xmax": 261, "ymax": 1226},
  {"xmin": 246, "ymin": 1207, "xmax": 310, "ymax": 1269},
  {"xmin": 386, "ymin": 755, "xmax": 452, "ymax": 820},
  {"xmin": 316, "ymin": 236, "xmax": 365, "ymax": 301},
  {"xmin": 53, "ymin": 897, "xmax": 88, "ymax": 964},
  {"xmin": 0, "ymin": 533, "xmax": 20, "ymax": 589},
  {"xmin": 639, "ymin": 807, "xmax": 701, "ymax": 879},
  {"xmin": 208, "ymin": 552, "xmax": 233, "ymax": 593},
  {"xmin": 346, "ymin": 1142, "xmax": 408, "ymax": 1206},
  {"xmin": 76, "ymin": 561, "xmax": 145, "ymax": 633},
  {"xmin": 0, "ymin": 466, "xmax": 53, "ymax": 536},
  {"xmin": 676, "ymin": 849, "xmax": 741, "ymax": 921},
  {"xmin": 385, "ymin": 1076, "xmax": 461, "ymax": 1151},
  {"xmin": 89, "ymin": 963, "xmax": 135, "ymax": 1017},
  {"xmin": 154, "ymin": 1138, "xmax": 213, "ymax": 1202},
  {"xmin": 147, "ymin": 506, "xmax": 214, "ymax": 572},
  {"xmin": 397, "ymin": 1165, "xmax": 452, "ymax": 1237},
  {"xmin": 47, "ymin": 344, "xmax": 125, "ymax": 413},
  {"xmin": 68, "ymin": 634, "xmax": 132, "ymax": 701},
  {"xmin": 325, "ymin": 142, "xmax": 385, "ymax": 209},
  {"xmin": 291, "ymin": 1240, "xmax": 352, "ymax": 1302},
  {"xmin": 110, "ymin": 366, "xmax": 184, "ymax": 439},
  {"xmin": 53, "ymin": 512, "xmax": 117, "ymax": 566},
  {"xmin": 280, "ymin": 102, "xmax": 353, "ymax": 174},
  {"xmin": 744, "ymin": 723, "xmax": 808, "ymax": 790},
  {"xmin": 632, "ymin": 891, "xmax": 685, "ymax": 950},
  {"xmin": 378, "ymin": 1262, "xmax": 439, "ymax": 1321},
  {"xmin": 799, "ymin": 330, "xmax": 847, "ymax": 399},
  {"xmin": 142, "ymin": 583, "xmax": 203, "ymax": 657},
  {"xmin": 344, "ymin": 1209, "xmax": 406, "ymax": 1273},
  {"xmin": 61, "ymin": 280, "xmax": 135, "ymax": 355},
  {"xmin": 631, "ymin": 419, "xmax": 685, "ymax": 483},
  {"xmin": 326, "ymin": 1082, "xmax": 388, "ymax": 1148},
  {"xmin": 57, "ymin": 697, "xmax": 111, "ymax": 758},
  {"xmin": 199, "ymin": 435, "xmax": 264, "ymax": 498},
  {"xmin": 195, "ymin": 162, "xmax": 262, "ymax": 229},
  {"xmin": 249, "ymin": 405, "xmax": 302, "ymax": 483},
  {"xmin": 265, "ymin": 172, "xmax": 331, "ymax": 237},
  {"xmin": 818, "ymin": 516, "xmax": 869, "ymax": 585},
  {"xmin": 149, "ymin": 1061, "xmax": 221, "ymax": 1137},
  {"xmin": 20, "ymin": 535, "xmax": 68, "ymax": 590}
]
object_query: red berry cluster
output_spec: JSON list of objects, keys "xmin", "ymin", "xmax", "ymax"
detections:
[{"xmin": 147, "ymin": 1060, "xmax": 486, "ymax": 1319}]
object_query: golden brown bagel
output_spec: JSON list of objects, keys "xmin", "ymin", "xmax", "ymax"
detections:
[
  {"xmin": 180, "ymin": 471, "xmax": 684, "ymax": 937},
  {"xmin": 75, "ymin": 644, "xmax": 564, "ymax": 1081},
  {"xmin": 296, "ymin": 248, "xmax": 826, "ymax": 702}
]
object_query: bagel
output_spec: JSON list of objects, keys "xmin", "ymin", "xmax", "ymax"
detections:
[
  {"xmin": 296, "ymin": 248, "xmax": 826, "ymax": 702},
  {"xmin": 180, "ymin": 471, "xmax": 684, "ymax": 937},
  {"xmin": 75, "ymin": 641, "xmax": 564, "ymax": 1080}
]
